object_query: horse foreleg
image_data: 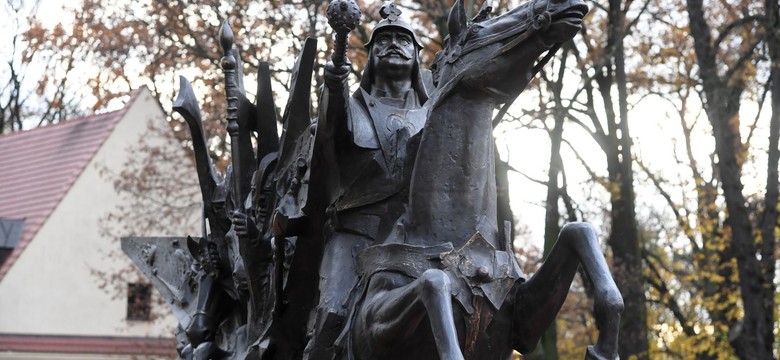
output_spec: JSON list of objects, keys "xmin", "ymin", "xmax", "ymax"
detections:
[
  {"xmin": 513, "ymin": 222, "xmax": 623, "ymax": 359},
  {"xmin": 355, "ymin": 269, "xmax": 464, "ymax": 360}
]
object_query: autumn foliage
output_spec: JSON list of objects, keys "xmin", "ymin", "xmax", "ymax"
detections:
[{"xmin": 3, "ymin": 0, "xmax": 779, "ymax": 358}]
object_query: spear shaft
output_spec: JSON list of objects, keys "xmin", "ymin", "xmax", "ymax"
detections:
[{"xmin": 220, "ymin": 20, "xmax": 244, "ymax": 212}]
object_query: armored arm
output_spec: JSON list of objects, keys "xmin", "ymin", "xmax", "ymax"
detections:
[
  {"xmin": 318, "ymin": 64, "xmax": 351, "ymax": 142},
  {"xmin": 319, "ymin": 0, "xmax": 360, "ymax": 140}
]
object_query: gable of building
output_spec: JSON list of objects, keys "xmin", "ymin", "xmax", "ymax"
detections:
[
  {"xmin": 0, "ymin": 95, "xmax": 135, "ymax": 279},
  {"xmin": 0, "ymin": 87, "xmax": 197, "ymax": 339}
]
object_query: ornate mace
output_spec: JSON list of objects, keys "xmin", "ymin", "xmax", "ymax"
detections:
[{"xmin": 327, "ymin": 0, "xmax": 361, "ymax": 67}]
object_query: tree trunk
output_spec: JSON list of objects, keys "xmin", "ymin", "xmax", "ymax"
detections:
[
  {"xmin": 685, "ymin": 0, "xmax": 774, "ymax": 357},
  {"xmin": 602, "ymin": 0, "xmax": 648, "ymax": 356},
  {"xmin": 759, "ymin": 0, "xmax": 779, "ymax": 354}
]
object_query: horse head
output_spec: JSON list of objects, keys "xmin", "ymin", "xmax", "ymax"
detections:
[{"xmin": 431, "ymin": 0, "xmax": 587, "ymax": 104}]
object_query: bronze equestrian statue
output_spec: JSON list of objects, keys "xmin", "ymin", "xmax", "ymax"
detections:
[{"xmin": 122, "ymin": 1, "xmax": 623, "ymax": 359}]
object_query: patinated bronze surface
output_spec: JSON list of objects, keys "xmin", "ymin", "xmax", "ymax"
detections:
[{"xmin": 122, "ymin": 1, "xmax": 623, "ymax": 359}]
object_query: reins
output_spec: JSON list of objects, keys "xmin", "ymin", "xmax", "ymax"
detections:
[
  {"xmin": 491, "ymin": 41, "xmax": 561, "ymax": 128},
  {"xmin": 491, "ymin": 0, "xmax": 562, "ymax": 128}
]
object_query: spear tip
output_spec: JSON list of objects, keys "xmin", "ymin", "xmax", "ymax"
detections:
[{"xmin": 219, "ymin": 19, "xmax": 234, "ymax": 54}]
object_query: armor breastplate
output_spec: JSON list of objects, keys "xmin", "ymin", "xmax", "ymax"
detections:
[
  {"xmin": 361, "ymin": 88, "xmax": 426, "ymax": 173},
  {"xmin": 335, "ymin": 89, "xmax": 426, "ymax": 213}
]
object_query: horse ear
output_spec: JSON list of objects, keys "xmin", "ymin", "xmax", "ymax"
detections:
[
  {"xmin": 448, "ymin": 0, "xmax": 467, "ymax": 41},
  {"xmin": 186, "ymin": 236, "xmax": 200, "ymax": 257}
]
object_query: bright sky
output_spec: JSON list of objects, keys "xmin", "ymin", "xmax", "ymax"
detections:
[{"xmin": 37, "ymin": 0, "xmax": 73, "ymax": 28}]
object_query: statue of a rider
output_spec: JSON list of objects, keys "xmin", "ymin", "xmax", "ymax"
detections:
[
  {"xmin": 304, "ymin": 4, "xmax": 431, "ymax": 358},
  {"xmin": 126, "ymin": 0, "xmax": 624, "ymax": 358}
]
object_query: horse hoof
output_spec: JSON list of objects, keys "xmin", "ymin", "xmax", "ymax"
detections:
[{"xmin": 585, "ymin": 345, "xmax": 618, "ymax": 360}]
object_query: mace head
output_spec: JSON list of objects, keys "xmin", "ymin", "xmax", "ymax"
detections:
[{"xmin": 327, "ymin": 0, "xmax": 361, "ymax": 33}]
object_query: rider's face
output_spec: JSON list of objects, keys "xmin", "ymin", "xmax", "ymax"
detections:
[{"xmin": 371, "ymin": 29, "xmax": 415, "ymax": 80}]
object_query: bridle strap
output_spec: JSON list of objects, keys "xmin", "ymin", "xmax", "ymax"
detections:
[{"xmin": 492, "ymin": 41, "xmax": 562, "ymax": 128}]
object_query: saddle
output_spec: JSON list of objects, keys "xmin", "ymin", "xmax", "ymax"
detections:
[{"xmin": 355, "ymin": 232, "xmax": 525, "ymax": 314}]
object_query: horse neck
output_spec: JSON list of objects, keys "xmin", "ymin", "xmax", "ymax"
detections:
[{"xmin": 406, "ymin": 92, "xmax": 500, "ymax": 250}]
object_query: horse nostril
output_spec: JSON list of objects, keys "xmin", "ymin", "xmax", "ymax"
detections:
[
  {"xmin": 186, "ymin": 317, "xmax": 215, "ymax": 345},
  {"xmin": 185, "ymin": 330, "xmax": 198, "ymax": 344},
  {"xmin": 188, "ymin": 328, "xmax": 212, "ymax": 345}
]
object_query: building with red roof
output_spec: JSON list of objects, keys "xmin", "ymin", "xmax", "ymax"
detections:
[{"xmin": 0, "ymin": 88, "xmax": 198, "ymax": 359}]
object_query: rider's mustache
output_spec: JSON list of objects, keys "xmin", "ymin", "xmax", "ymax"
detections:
[{"xmin": 378, "ymin": 48, "xmax": 412, "ymax": 60}]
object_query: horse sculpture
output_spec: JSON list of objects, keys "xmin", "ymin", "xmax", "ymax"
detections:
[
  {"xmin": 345, "ymin": 0, "xmax": 623, "ymax": 359},
  {"xmin": 124, "ymin": 0, "xmax": 623, "ymax": 359}
]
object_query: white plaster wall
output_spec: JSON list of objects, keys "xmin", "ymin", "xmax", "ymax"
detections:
[{"xmin": 0, "ymin": 89, "xmax": 199, "ymax": 337}]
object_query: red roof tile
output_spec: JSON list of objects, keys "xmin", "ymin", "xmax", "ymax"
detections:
[
  {"xmin": 0, "ymin": 334, "xmax": 176, "ymax": 356},
  {"xmin": 0, "ymin": 89, "xmax": 144, "ymax": 281}
]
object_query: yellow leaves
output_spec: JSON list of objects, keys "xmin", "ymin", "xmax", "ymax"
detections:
[
  {"xmin": 654, "ymin": 320, "xmax": 736, "ymax": 359},
  {"xmin": 644, "ymin": 191, "xmax": 743, "ymax": 358},
  {"xmin": 709, "ymin": 272, "xmax": 727, "ymax": 284},
  {"xmin": 604, "ymin": 180, "xmax": 622, "ymax": 202}
]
